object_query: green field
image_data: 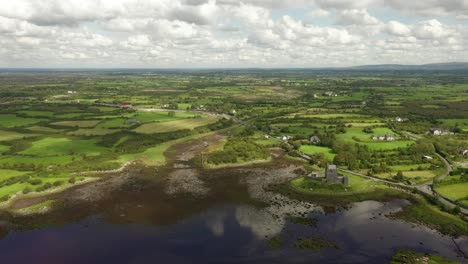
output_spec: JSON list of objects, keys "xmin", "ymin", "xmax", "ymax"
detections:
[
  {"xmin": 0, "ymin": 130, "xmax": 37, "ymax": 141},
  {"xmin": 133, "ymin": 117, "xmax": 219, "ymax": 134},
  {"xmin": 20, "ymin": 137, "xmax": 106, "ymax": 156},
  {"xmin": 0, "ymin": 114, "xmax": 45, "ymax": 128},
  {"xmin": 336, "ymin": 127, "xmax": 414, "ymax": 151},
  {"xmin": 0, "ymin": 169, "xmax": 30, "ymax": 181},
  {"xmin": 0, "ymin": 144, "xmax": 10, "ymax": 153},
  {"xmin": 435, "ymin": 183, "xmax": 468, "ymax": 203},
  {"xmin": 51, "ymin": 120, "xmax": 101, "ymax": 128},
  {"xmin": 132, "ymin": 112, "xmax": 196, "ymax": 123},
  {"xmin": 300, "ymin": 145, "xmax": 336, "ymax": 161},
  {"xmin": 67, "ymin": 128, "xmax": 120, "ymax": 136},
  {"xmin": 26, "ymin": 126, "xmax": 63, "ymax": 133},
  {"xmin": 0, "ymin": 155, "xmax": 76, "ymax": 166},
  {"xmin": 18, "ymin": 110, "xmax": 55, "ymax": 118},
  {"xmin": 119, "ymin": 143, "xmax": 169, "ymax": 166}
]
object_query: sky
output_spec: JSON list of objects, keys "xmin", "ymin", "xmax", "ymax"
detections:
[{"xmin": 0, "ymin": 0, "xmax": 467, "ymax": 68}]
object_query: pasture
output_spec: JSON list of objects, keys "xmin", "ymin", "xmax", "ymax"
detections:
[
  {"xmin": 300, "ymin": 145, "xmax": 336, "ymax": 161},
  {"xmin": 51, "ymin": 120, "xmax": 101, "ymax": 128},
  {"xmin": 0, "ymin": 114, "xmax": 44, "ymax": 128},
  {"xmin": 133, "ymin": 117, "xmax": 219, "ymax": 134},
  {"xmin": 20, "ymin": 137, "xmax": 106, "ymax": 156},
  {"xmin": 435, "ymin": 183, "xmax": 468, "ymax": 205}
]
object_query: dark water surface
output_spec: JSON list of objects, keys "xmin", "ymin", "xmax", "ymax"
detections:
[{"xmin": 0, "ymin": 199, "xmax": 466, "ymax": 264}]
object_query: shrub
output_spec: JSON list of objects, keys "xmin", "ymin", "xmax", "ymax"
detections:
[
  {"xmin": 0, "ymin": 195, "xmax": 10, "ymax": 202},
  {"xmin": 36, "ymin": 182, "xmax": 53, "ymax": 192},
  {"xmin": 22, "ymin": 187, "xmax": 32, "ymax": 194},
  {"xmin": 28, "ymin": 178, "xmax": 42, "ymax": 185},
  {"xmin": 53, "ymin": 181, "xmax": 63, "ymax": 187},
  {"xmin": 452, "ymin": 206, "xmax": 461, "ymax": 215},
  {"xmin": 69, "ymin": 177, "xmax": 76, "ymax": 184}
]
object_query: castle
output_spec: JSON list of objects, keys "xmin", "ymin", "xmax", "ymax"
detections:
[{"xmin": 308, "ymin": 165, "xmax": 349, "ymax": 186}]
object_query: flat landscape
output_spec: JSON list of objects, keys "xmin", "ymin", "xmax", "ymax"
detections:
[{"xmin": 0, "ymin": 69, "xmax": 465, "ymax": 264}]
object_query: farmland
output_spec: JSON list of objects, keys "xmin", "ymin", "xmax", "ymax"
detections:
[{"xmin": 0, "ymin": 70, "xmax": 465, "ymax": 264}]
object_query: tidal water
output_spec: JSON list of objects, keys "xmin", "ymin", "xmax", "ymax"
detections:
[{"xmin": 0, "ymin": 199, "xmax": 466, "ymax": 264}]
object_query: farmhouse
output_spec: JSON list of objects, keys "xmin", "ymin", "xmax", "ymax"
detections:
[
  {"xmin": 372, "ymin": 134, "xmax": 396, "ymax": 141},
  {"xmin": 309, "ymin": 135, "xmax": 321, "ymax": 143},
  {"xmin": 308, "ymin": 165, "xmax": 349, "ymax": 186},
  {"xmin": 430, "ymin": 128, "xmax": 451, "ymax": 136}
]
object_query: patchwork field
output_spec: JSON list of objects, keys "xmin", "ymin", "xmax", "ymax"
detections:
[
  {"xmin": 133, "ymin": 117, "xmax": 219, "ymax": 134},
  {"xmin": 0, "ymin": 114, "xmax": 45, "ymax": 128},
  {"xmin": 51, "ymin": 120, "xmax": 101, "ymax": 128},
  {"xmin": 0, "ymin": 130, "xmax": 37, "ymax": 141},
  {"xmin": 20, "ymin": 137, "xmax": 106, "ymax": 156}
]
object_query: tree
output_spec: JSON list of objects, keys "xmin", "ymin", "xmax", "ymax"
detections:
[
  {"xmin": 394, "ymin": 171, "xmax": 404, "ymax": 181},
  {"xmin": 452, "ymin": 206, "xmax": 461, "ymax": 215}
]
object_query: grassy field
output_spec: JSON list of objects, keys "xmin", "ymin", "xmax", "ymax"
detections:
[
  {"xmin": 0, "ymin": 114, "xmax": 45, "ymax": 128},
  {"xmin": 0, "ymin": 155, "xmax": 76, "ymax": 166},
  {"xmin": 132, "ymin": 111, "xmax": 196, "ymax": 123},
  {"xmin": 336, "ymin": 127, "xmax": 414, "ymax": 151},
  {"xmin": 376, "ymin": 170, "xmax": 437, "ymax": 182},
  {"xmin": 133, "ymin": 117, "xmax": 219, "ymax": 134},
  {"xmin": 26, "ymin": 126, "xmax": 63, "ymax": 133},
  {"xmin": 18, "ymin": 110, "xmax": 55, "ymax": 118},
  {"xmin": 0, "ymin": 169, "xmax": 30, "ymax": 181},
  {"xmin": 20, "ymin": 137, "xmax": 106, "ymax": 156},
  {"xmin": 300, "ymin": 145, "xmax": 336, "ymax": 161},
  {"xmin": 0, "ymin": 144, "xmax": 10, "ymax": 153},
  {"xmin": 0, "ymin": 130, "xmax": 37, "ymax": 141},
  {"xmin": 67, "ymin": 128, "xmax": 120, "ymax": 136},
  {"xmin": 434, "ymin": 183, "xmax": 468, "ymax": 203},
  {"xmin": 119, "ymin": 143, "xmax": 171, "ymax": 166},
  {"xmin": 51, "ymin": 120, "xmax": 101, "ymax": 128}
]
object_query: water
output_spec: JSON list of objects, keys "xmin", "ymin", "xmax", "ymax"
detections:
[{"xmin": 0, "ymin": 199, "xmax": 466, "ymax": 263}]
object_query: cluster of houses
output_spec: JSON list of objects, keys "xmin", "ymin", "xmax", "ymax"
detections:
[
  {"xmin": 67, "ymin": 90, "xmax": 77, "ymax": 94},
  {"xmin": 430, "ymin": 128, "xmax": 453, "ymax": 136},
  {"xmin": 371, "ymin": 134, "xmax": 396, "ymax": 141}
]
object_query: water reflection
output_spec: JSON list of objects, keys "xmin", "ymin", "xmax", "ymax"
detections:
[{"xmin": 0, "ymin": 200, "xmax": 466, "ymax": 264}]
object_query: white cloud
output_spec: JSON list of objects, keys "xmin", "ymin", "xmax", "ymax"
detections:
[
  {"xmin": 0, "ymin": 0, "xmax": 466, "ymax": 67},
  {"xmin": 385, "ymin": 20, "xmax": 411, "ymax": 36},
  {"xmin": 337, "ymin": 9, "xmax": 380, "ymax": 25}
]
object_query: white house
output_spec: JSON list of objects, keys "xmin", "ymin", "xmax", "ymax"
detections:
[{"xmin": 430, "ymin": 128, "xmax": 451, "ymax": 136}]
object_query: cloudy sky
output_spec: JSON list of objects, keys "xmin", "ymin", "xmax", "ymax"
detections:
[{"xmin": 0, "ymin": 0, "xmax": 467, "ymax": 68}]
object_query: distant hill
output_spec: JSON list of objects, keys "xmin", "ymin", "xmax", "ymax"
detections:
[{"xmin": 347, "ymin": 62, "xmax": 468, "ymax": 71}]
